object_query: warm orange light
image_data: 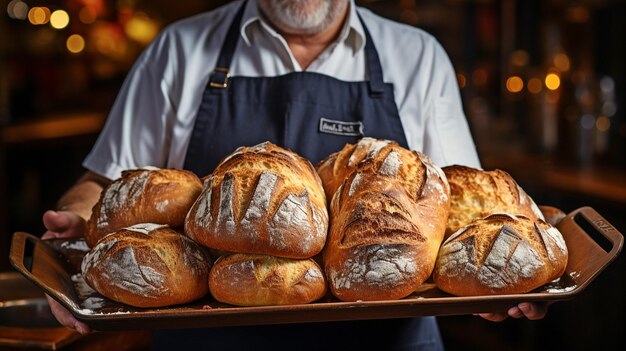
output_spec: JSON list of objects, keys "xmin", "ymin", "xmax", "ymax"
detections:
[
  {"xmin": 66, "ymin": 34, "xmax": 85, "ymax": 53},
  {"xmin": 527, "ymin": 78, "xmax": 543, "ymax": 94},
  {"xmin": 506, "ymin": 76, "xmax": 524, "ymax": 93},
  {"xmin": 567, "ymin": 6, "xmax": 590, "ymax": 23},
  {"xmin": 596, "ymin": 116, "xmax": 611, "ymax": 132},
  {"xmin": 545, "ymin": 73, "xmax": 561, "ymax": 90},
  {"xmin": 472, "ymin": 68, "xmax": 488, "ymax": 87},
  {"xmin": 553, "ymin": 53, "xmax": 571, "ymax": 72},
  {"xmin": 28, "ymin": 7, "xmax": 50, "ymax": 25},
  {"xmin": 124, "ymin": 12, "xmax": 159, "ymax": 45},
  {"xmin": 510, "ymin": 50, "xmax": 529, "ymax": 67},
  {"xmin": 79, "ymin": 6, "xmax": 97, "ymax": 24},
  {"xmin": 457, "ymin": 74, "xmax": 466, "ymax": 89}
]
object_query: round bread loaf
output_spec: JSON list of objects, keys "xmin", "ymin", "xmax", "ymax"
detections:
[
  {"xmin": 209, "ymin": 253, "xmax": 327, "ymax": 306},
  {"xmin": 321, "ymin": 138, "xmax": 450, "ymax": 301},
  {"xmin": 81, "ymin": 224, "xmax": 211, "ymax": 308},
  {"xmin": 184, "ymin": 142, "xmax": 328, "ymax": 259},
  {"xmin": 433, "ymin": 213, "xmax": 568, "ymax": 296},
  {"xmin": 443, "ymin": 165, "xmax": 544, "ymax": 238},
  {"xmin": 85, "ymin": 168, "xmax": 203, "ymax": 247}
]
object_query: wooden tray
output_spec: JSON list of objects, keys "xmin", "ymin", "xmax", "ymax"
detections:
[{"xmin": 9, "ymin": 207, "xmax": 623, "ymax": 331}]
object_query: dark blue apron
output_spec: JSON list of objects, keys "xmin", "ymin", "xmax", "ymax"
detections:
[
  {"xmin": 163, "ymin": 2, "xmax": 444, "ymax": 350},
  {"xmin": 182, "ymin": 2, "xmax": 408, "ymax": 176}
]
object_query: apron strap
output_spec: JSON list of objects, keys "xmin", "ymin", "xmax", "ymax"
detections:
[
  {"xmin": 209, "ymin": 1, "xmax": 387, "ymax": 97},
  {"xmin": 357, "ymin": 13, "xmax": 386, "ymax": 97},
  {"xmin": 207, "ymin": 2, "xmax": 247, "ymax": 89}
]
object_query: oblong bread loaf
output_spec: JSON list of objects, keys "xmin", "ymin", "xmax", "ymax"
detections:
[
  {"xmin": 82, "ymin": 224, "xmax": 211, "ymax": 307},
  {"xmin": 433, "ymin": 213, "xmax": 568, "ymax": 296},
  {"xmin": 85, "ymin": 168, "xmax": 203, "ymax": 247},
  {"xmin": 185, "ymin": 142, "xmax": 328, "ymax": 259},
  {"xmin": 209, "ymin": 253, "xmax": 326, "ymax": 306},
  {"xmin": 321, "ymin": 138, "xmax": 450, "ymax": 301}
]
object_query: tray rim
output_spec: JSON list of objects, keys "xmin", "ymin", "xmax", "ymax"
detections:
[{"xmin": 9, "ymin": 206, "xmax": 623, "ymax": 330}]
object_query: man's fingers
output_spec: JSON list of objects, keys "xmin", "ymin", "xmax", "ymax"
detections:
[
  {"xmin": 43, "ymin": 210, "xmax": 71, "ymax": 232},
  {"xmin": 518, "ymin": 302, "xmax": 549, "ymax": 320},
  {"xmin": 42, "ymin": 210, "xmax": 85, "ymax": 239},
  {"xmin": 476, "ymin": 312, "xmax": 509, "ymax": 322},
  {"xmin": 507, "ymin": 306, "xmax": 524, "ymax": 319},
  {"xmin": 46, "ymin": 295, "xmax": 91, "ymax": 335},
  {"xmin": 478, "ymin": 302, "xmax": 550, "ymax": 322}
]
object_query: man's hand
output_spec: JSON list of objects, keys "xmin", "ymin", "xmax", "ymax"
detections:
[
  {"xmin": 42, "ymin": 210, "xmax": 86, "ymax": 239},
  {"xmin": 478, "ymin": 302, "xmax": 550, "ymax": 322},
  {"xmin": 41, "ymin": 210, "xmax": 92, "ymax": 334}
]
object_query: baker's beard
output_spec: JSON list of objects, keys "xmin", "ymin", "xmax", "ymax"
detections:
[{"xmin": 258, "ymin": 0, "xmax": 348, "ymax": 35}]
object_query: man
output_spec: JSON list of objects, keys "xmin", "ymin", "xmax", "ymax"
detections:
[{"xmin": 42, "ymin": 0, "xmax": 548, "ymax": 349}]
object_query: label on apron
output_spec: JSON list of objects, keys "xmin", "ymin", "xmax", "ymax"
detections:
[{"xmin": 319, "ymin": 118, "xmax": 364, "ymax": 136}]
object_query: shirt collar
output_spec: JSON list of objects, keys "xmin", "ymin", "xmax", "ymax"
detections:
[{"xmin": 240, "ymin": 0, "xmax": 365, "ymax": 54}]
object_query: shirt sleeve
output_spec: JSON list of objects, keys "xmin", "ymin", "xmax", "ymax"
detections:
[
  {"xmin": 421, "ymin": 40, "xmax": 481, "ymax": 169},
  {"xmin": 82, "ymin": 32, "xmax": 175, "ymax": 180}
]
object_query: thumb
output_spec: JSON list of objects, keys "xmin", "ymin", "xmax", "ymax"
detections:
[{"xmin": 42, "ymin": 210, "xmax": 86, "ymax": 239}]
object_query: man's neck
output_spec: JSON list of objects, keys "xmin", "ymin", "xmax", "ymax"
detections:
[{"xmin": 280, "ymin": 7, "xmax": 349, "ymax": 69}]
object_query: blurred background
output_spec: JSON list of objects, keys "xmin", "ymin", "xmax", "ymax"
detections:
[{"xmin": 0, "ymin": 0, "xmax": 624, "ymax": 350}]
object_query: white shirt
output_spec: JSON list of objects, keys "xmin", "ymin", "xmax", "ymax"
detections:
[{"xmin": 84, "ymin": 0, "xmax": 480, "ymax": 180}]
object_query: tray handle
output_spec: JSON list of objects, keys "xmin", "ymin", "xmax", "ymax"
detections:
[
  {"xmin": 10, "ymin": 232, "xmax": 39, "ymax": 277},
  {"xmin": 557, "ymin": 207, "xmax": 623, "ymax": 290},
  {"xmin": 9, "ymin": 232, "xmax": 81, "ymax": 312}
]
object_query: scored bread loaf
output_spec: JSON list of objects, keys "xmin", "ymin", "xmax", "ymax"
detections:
[
  {"xmin": 81, "ymin": 224, "xmax": 212, "ymax": 308},
  {"xmin": 317, "ymin": 138, "xmax": 402, "ymax": 200},
  {"xmin": 184, "ymin": 142, "xmax": 328, "ymax": 259},
  {"xmin": 209, "ymin": 253, "xmax": 326, "ymax": 306},
  {"xmin": 443, "ymin": 165, "xmax": 544, "ymax": 238},
  {"xmin": 320, "ymin": 138, "xmax": 450, "ymax": 301},
  {"xmin": 85, "ymin": 168, "xmax": 203, "ymax": 247},
  {"xmin": 433, "ymin": 213, "xmax": 568, "ymax": 296}
]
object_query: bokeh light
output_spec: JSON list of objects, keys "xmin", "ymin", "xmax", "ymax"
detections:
[
  {"xmin": 28, "ymin": 7, "xmax": 51, "ymax": 25},
  {"xmin": 7, "ymin": 0, "xmax": 28, "ymax": 19},
  {"xmin": 66, "ymin": 34, "xmax": 86, "ymax": 54},
  {"xmin": 506, "ymin": 76, "xmax": 524, "ymax": 93},
  {"xmin": 50, "ymin": 10, "xmax": 70, "ymax": 29},
  {"xmin": 472, "ymin": 68, "xmax": 488, "ymax": 87},
  {"xmin": 553, "ymin": 53, "xmax": 571, "ymax": 72},
  {"xmin": 596, "ymin": 116, "xmax": 611, "ymax": 132},
  {"xmin": 545, "ymin": 73, "xmax": 561, "ymax": 90},
  {"xmin": 457, "ymin": 74, "xmax": 466, "ymax": 89},
  {"xmin": 527, "ymin": 78, "xmax": 543, "ymax": 94},
  {"xmin": 124, "ymin": 12, "xmax": 159, "ymax": 45},
  {"xmin": 580, "ymin": 114, "xmax": 595, "ymax": 130},
  {"xmin": 79, "ymin": 6, "xmax": 97, "ymax": 24},
  {"xmin": 510, "ymin": 50, "xmax": 529, "ymax": 67}
]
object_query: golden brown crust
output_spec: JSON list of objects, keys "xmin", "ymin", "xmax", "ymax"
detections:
[
  {"xmin": 320, "ymin": 138, "xmax": 450, "ymax": 301},
  {"xmin": 85, "ymin": 168, "xmax": 203, "ymax": 247},
  {"xmin": 184, "ymin": 142, "xmax": 328, "ymax": 259},
  {"xmin": 443, "ymin": 165, "xmax": 544, "ymax": 238},
  {"xmin": 81, "ymin": 224, "xmax": 212, "ymax": 308},
  {"xmin": 209, "ymin": 253, "xmax": 327, "ymax": 306},
  {"xmin": 433, "ymin": 213, "xmax": 568, "ymax": 296}
]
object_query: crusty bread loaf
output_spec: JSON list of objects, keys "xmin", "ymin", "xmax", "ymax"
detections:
[
  {"xmin": 317, "ymin": 138, "xmax": 397, "ymax": 200},
  {"xmin": 321, "ymin": 138, "xmax": 450, "ymax": 301},
  {"xmin": 85, "ymin": 168, "xmax": 203, "ymax": 247},
  {"xmin": 184, "ymin": 142, "xmax": 328, "ymax": 259},
  {"xmin": 209, "ymin": 253, "xmax": 326, "ymax": 306},
  {"xmin": 443, "ymin": 165, "xmax": 544, "ymax": 238},
  {"xmin": 81, "ymin": 224, "xmax": 211, "ymax": 308},
  {"xmin": 433, "ymin": 213, "xmax": 568, "ymax": 296}
]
